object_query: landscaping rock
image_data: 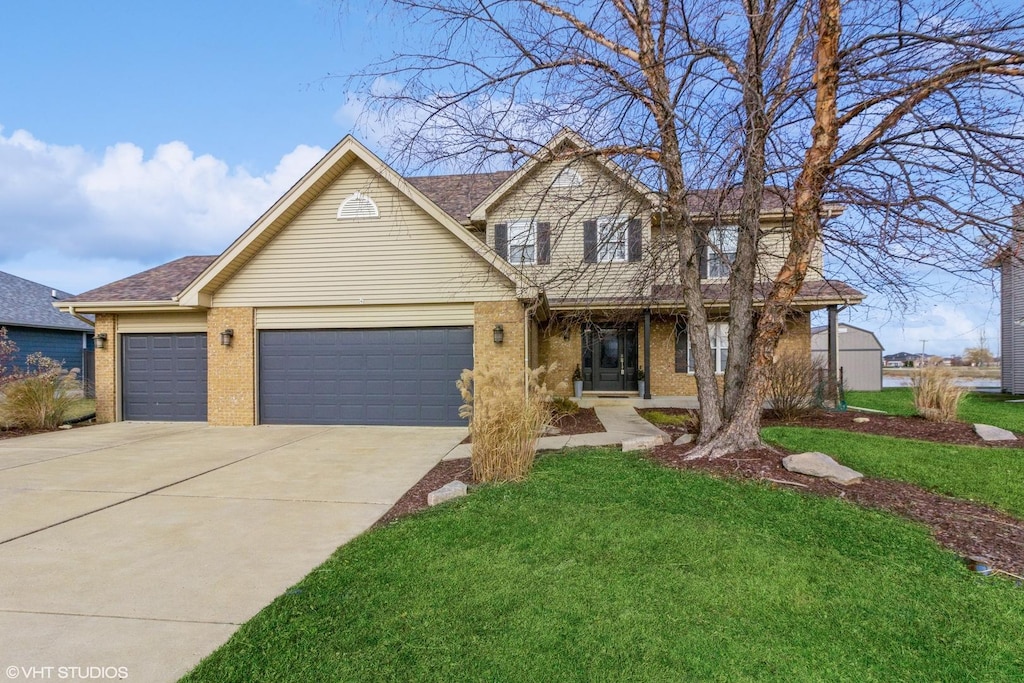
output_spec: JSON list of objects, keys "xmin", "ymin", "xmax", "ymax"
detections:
[
  {"xmin": 674, "ymin": 433, "xmax": 694, "ymax": 445},
  {"xmin": 782, "ymin": 452, "xmax": 864, "ymax": 485},
  {"xmin": 427, "ymin": 480, "xmax": 467, "ymax": 506},
  {"xmin": 852, "ymin": 417, "xmax": 870, "ymax": 423},
  {"xmin": 974, "ymin": 423, "xmax": 1017, "ymax": 442},
  {"xmin": 622, "ymin": 435, "xmax": 664, "ymax": 452},
  {"xmin": 544, "ymin": 425, "xmax": 562, "ymax": 436}
]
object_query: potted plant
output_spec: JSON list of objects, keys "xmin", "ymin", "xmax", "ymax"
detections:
[
  {"xmin": 637, "ymin": 367, "xmax": 646, "ymax": 398},
  {"xmin": 572, "ymin": 364, "xmax": 583, "ymax": 398}
]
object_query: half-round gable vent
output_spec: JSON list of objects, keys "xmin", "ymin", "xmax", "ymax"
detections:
[
  {"xmin": 337, "ymin": 191, "xmax": 380, "ymax": 220},
  {"xmin": 551, "ymin": 167, "xmax": 583, "ymax": 189}
]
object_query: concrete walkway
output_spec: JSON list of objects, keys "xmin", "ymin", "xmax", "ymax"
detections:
[
  {"xmin": 443, "ymin": 403, "xmax": 670, "ymax": 459},
  {"xmin": 0, "ymin": 422, "xmax": 464, "ymax": 682}
]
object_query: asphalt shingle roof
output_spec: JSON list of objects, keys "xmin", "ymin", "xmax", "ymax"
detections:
[
  {"xmin": 64, "ymin": 256, "xmax": 217, "ymax": 303},
  {"xmin": 407, "ymin": 171, "xmax": 514, "ymax": 223},
  {"xmin": 0, "ymin": 271, "xmax": 94, "ymax": 331}
]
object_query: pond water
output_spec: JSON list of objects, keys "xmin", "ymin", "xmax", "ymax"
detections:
[{"xmin": 881, "ymin": 376, "xmax": 1001, "ymax": 390}]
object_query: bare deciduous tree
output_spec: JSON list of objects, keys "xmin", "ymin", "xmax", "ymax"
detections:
[{"xmin": 345, "ymin": 0, "xmax": 1024, "ymax": 457}]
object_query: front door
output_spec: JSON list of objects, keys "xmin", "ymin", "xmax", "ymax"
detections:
[{"xmin": 582, "ymin": 324, "xmax": 638, "ymax": 391}]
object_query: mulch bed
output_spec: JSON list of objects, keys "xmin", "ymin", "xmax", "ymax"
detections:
[
  {"xmin": 767, "ymin": 409, "xmax": 1019, "ymax": 446},
  {"xmin": 460, "ymin": 407, "xmax": 604, "ymax": 444},
  {"xmin": 552, "ymin": 407, "xmax": 605, "ymax": 435},
  {"xmin": 373, "ymin": 457, "xmax": 473, "ymax": 529},
  {"xmin": 377, "ymin": 407, "xmax": 1024, "ymax": 578}
]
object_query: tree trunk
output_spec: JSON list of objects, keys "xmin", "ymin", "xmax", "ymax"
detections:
[{"xmin": 690, "ymin": 0, "xmax": 842, "ymax": 458}]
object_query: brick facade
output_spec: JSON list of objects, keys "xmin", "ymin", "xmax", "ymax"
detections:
[
  {"xmin": 206, "ymin": 307, "xmax": 255, "ymax": 426},
  {"xmin": 93, "ymin": 314, "xmax": 117, "ymax": 423},
  {"xmin": 539, "ymin": 312, "xmax": 811, "ymax": 397},
  {"xmin": 538, "ymin": 321, "xmax": 580, "ymax": 396}
]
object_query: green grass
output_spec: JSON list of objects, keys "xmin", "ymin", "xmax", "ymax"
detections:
[
  {"xmin": 846, "ymin": 388, "xmax": 1024, "ymax": 432},
  {"xmin": 641, "ymin": 409, "xmax": 694, "ymax": 427},
  {"xmin": 764, "ymin": 427, "xmax": 1024, "ymax": 517},
  {"xmin": 65, "ymin": 398, "xmax": 96, "ymax": 422},
  {"xmin": 183, "ymin": 449, "xmax": 1024, "ymax": 682}
]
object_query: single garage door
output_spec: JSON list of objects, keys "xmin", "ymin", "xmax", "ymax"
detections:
[
  {"xmin": 122, "ymin": 333, "xmax": 208, "ymax": 421},
  {"xmin": 259, "ymin": 327, "xmax": 472, "ymax": 426}
]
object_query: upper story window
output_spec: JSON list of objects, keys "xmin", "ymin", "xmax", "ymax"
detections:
[
  {"xmin": 705, "ymin": 225, "xmax": 738, "ymax": 277},
  {"xmin": 597, "ymin": 215, "xmax": 629, "ymax": 262},
  {"xmin": 508, "ymin": 219, "xmax": 537, "ymax": 265},
  {"xmin": 551, "ymin": 167, "xmax": 583, "ymax": 189},
  {"xmin": 337, "ymin": 191, "xmax": 379, "ymax": 220},
  {"xmin": 584, "ymin": 217, "xmax": 642, "ymax": 263},
  {"xmin": 676, "ymin": 320, "xmax": 729, "ymax": 374}
]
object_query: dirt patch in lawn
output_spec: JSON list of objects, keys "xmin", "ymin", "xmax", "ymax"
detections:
[{"xmin": 648, "ymin": 444, "xmax": 1024, "ymax": 577}]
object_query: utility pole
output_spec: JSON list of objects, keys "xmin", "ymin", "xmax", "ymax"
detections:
[{"xmin": 919, "ymin": 339, "xmax": 927, "ymax": 368}]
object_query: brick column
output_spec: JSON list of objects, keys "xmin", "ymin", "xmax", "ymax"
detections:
[
  {"xmin": 93, "ymin": 314, "xmax": 117, "ymax": 423},
  {"xmin": 473, "ymin": 299, "xmax": 527, "ymax": 400},
  {"xmin": 206, "ymin": 308, "xmax": 255, "ymax": 426}
]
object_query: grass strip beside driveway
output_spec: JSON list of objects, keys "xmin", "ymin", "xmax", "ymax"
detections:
[
  {"xmin": 183, "ymin": 449, "xmax": 1024, "ymax": 682},
  {"xmin": 764, "ymin": 427, "xmax": 1024, "ymax": 518}
]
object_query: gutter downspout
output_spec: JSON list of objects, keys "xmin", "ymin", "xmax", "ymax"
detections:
[
  {"xmin": 66, "ymin": 306, "xmax": 96, "ymax": 328},
  {"xmin": 525, "ymin": 304, "xmax": 530, "ymax": 401}
]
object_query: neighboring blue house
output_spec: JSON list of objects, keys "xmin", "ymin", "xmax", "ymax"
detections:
[{"xmin": 0, "ymin": 271, "xmax": 94, "ymax": 388}]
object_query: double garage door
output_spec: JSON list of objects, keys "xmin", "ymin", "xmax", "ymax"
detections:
[{"xmin": 120, "ymin": 328, "xmax": 472, "ymax": 426}]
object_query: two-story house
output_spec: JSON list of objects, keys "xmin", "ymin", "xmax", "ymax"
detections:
[{"xmin": 59, "ymin": 131, "xmax": 863, "ymax": 427}]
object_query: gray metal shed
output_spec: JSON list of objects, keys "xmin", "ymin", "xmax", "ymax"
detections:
[{"xmin": 810, "ymin": 324, "xmax": 883, "ymax": 391}]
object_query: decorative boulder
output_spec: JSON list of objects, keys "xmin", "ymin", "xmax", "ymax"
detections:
[
  {"xmin": 674, "ymin": 433, "xmax": 694, "ymax": 446},
  {"xmin": 974, "ymin": 424, "xmax": 1017, "ymax": 442},
  {"xmin": 427, "ymin": 480, "xmax": 468, "ymax": 506},
  {"xmin": 852, "ymin": 417, "xmax": 870, "ymax": 423},
  {"xmin": 782, "ymin": 452, "xmax": 864, "ymax": 485}
]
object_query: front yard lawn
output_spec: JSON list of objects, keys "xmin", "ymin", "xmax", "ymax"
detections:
[
  {"xmin": 763, "ymin": 427, "xmax": 1024, "ymax": 518},
  {"xmin": 183, "ymin": 449, "xmax": 1024, "ymax": 682},
  {"xmin": 846, "ymin": 389, "xmax": 1024, "ymax": 432}
]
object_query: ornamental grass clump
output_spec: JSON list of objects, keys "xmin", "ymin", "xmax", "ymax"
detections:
[
  {"xmin": 0, "ymin": 353, "xmax": 81, "ymax": 430},
  {"xmin": 456, "ymin": 365, "xmax": 555, "ymax": 483},
  {"xmin": 765, "ymin": 350, "xmax": 823, "ymax": 421},
  {"xmin": 911, "ymin": 365, "xmax": 963, "ymax": 423}
]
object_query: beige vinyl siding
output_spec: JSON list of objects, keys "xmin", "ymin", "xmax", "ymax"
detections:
[
  {"xmin": 487, "ymin": 157, "xmax": 651, "ymax": 301},
  {"xmin": 757, "ymin": 228, "xmax": 825, "ymax": 282},
  {"xmin": 117, "ymin": 311, "xmax": 208, "ymax": 333},
  {"xmin": 214, "ymin": 160, "xmax": 514, "ymax": 307},
  {"xmin": 256, "ymin": 304, "xmax": 475, "ymax": 329}
]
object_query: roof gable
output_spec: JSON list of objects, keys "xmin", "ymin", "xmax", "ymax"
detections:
[
  {"xmin": 179, "ymin": 136, "xmax": 530, "ymax": 307},
  {"xmin": 468, "ymin": 129, "xmax": 656, "ymax": 222},
  {"xmin": 0, "ymin": 271, "xmax": 93, "ymax": 331}
]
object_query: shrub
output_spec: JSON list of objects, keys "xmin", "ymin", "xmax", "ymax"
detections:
[
  {"xmin": 0, "ymin": 326, "xmax": 19, "ymax": 388},
  {"xmin": 765, "ymin": 350, "xmax": 822, "ymax": 421},
  {"xmin": 457, "ymin": 365, "xmax": 555, "ymax": 483},
  {"xmin": 551, "ymin": 396, "xmax": 580, "ymax": 416},
  {"xmin": 0, "ymin": 353, "xmax": 81, "ymax": 430},
  {"xmin": 911, "ymin": 366, "xmax": 963, "ymax": 422}
]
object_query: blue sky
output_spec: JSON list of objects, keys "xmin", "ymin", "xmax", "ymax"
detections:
[{"xmin": 0, "ymin": 1, "xmax": 1002, "ymax": 357}]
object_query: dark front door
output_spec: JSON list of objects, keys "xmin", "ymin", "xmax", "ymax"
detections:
[{"xmin": 583, "ymin": 324, "xmax": 638, "ymax": 391}]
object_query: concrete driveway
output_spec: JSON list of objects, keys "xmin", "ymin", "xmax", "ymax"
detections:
[{"xmin": 0, "ymin": 422, "xmax": 465, "ymax": 682}]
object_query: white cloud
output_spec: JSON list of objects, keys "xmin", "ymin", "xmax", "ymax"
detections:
[
  {"xmin": 0, "ymin": 126, "xmax": 326, "ymax": 289},
  {"xmin": 847, "ymin": 299, "xmax": 1001, "ymax": 359}
]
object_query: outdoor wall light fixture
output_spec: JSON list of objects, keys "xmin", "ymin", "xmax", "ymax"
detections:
[
  {"xmin": 220, "ymin": 329, "xmax": 234, "ymax": 347},
  {"xmin": 493, "ymin": 324, "xmax": 504, "ymax": 344},
  {"xmin": 94, "ymin": 333, "xmax": 108, "ymax": 350}
]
